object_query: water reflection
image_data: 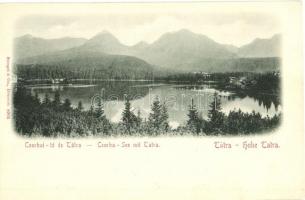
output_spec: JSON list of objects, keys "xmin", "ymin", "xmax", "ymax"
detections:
[{"xmin": 26, "ymin": 81, "xmax": 281, "ymax": 127}]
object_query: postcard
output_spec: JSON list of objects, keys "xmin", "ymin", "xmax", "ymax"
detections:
[{"xmin": 0, "ymin": 2, "xmax": 304, "ymax": 200}]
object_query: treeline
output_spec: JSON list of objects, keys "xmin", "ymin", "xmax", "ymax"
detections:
[
  {"xmin": 181, "ymin": 94, "xmax": 280, "ymax": 135},
  {"xmin": 160, "ymin": 71, "xmax": 280, "ymax": 97},
  {"xmin": 14, "ymin": 85, "xmax": 110, "ymax": 136},
  {"xmin": 14, "ymin": 85, "xmax": 281, "ymax": 137},
  {"xmin": 16, "ymin": 63, "xmax": 155, "ymax": 81},
  {"xmin": 155, "ymin": 71, "xmax": 257, "ymax": 83},
  {"xmin": 245, "ymin": 72, "xmax": 280, "ymax": 93},
  {"xmin": 159, "ymin": 71, "xmax": 279, "ymax": 88},
  {"xmin": 15, "ymin": 60, "xmax": 279, "ymax": 83}
]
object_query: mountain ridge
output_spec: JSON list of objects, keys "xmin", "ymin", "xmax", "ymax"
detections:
[
  {"xmin": 15, "ymin": 30, "xmax": 281, "ymax": 73},
  {"xmin": 15, "ymin": 30, "xmax": 281, "ymax": 60},
  {"xmin": 14, "ymin": 35, "xmax": 88, "ymax": 59},
  {"xmin": 237, "ymin": 34, "xmax": 281, "ymax": 57}
]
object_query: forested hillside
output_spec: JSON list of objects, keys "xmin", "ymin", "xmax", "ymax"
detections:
[{"xmin": 16, "ymin": 49, "xmax": 155, "ymax": 80}]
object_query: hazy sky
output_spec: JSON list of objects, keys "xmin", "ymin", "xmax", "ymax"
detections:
[{"xmin": 15, "ymin": 13, "xmax": 280, "ymax": 47}]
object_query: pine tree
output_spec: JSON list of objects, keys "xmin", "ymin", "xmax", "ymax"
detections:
[
  {"xmin": 77, "ymin": 101, "xmax": 84, "ymax": 111},
  {"xmin": 148, "ymin": 96, "xmax": 162, "ymax": 133},
  {"xmin": 53, "ymin": 91, "xmax": 61, "ymax": 106},
  {"xmin": 95, "ymin": 97, "xmax": 104, "ymax": 119},
  {"xmin": 63, "ymin": 98, "xmax": 71, "ymax": 111},
  {"xmin": 34, "ymin": 92, "xmax": 40, "ymax": 104},
  {"xmin": 208, "ymin": 93, "xmax": 221, "ymax": 117},
  {"xmin": 136, "ymin": 109, "xmax": 142, "ymax": 127},
  {"xmin": 91, "ymin": 96, "xmax": 108, "ymax": 135},
  {"xmin": 87, "ymin": 105, "xmax": 95, "ymax": 135},
  {"xmin": 89, "ymin": 105, "xmax": 94, "ymax": 115},
  {"xmin": 43, "ymin": 93, "xmax": 50, "ymax": 105},
  {"xmin": 121, "ymin": 96, "xmax": 136, "ymax": 134},
  {"xmin": 187, "ymin": 98, "xmax": 200, "ymax": 134},
  {"xmin": 160, "ymin": 103, "xmax": 169, "ymax": 132},
  {"xmin": 208, "ymin": 93, "xmax": 225, "ymax": 133}
]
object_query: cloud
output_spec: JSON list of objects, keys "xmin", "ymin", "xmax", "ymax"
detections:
[{"xmin": 15, "ymin": 12, "xmax": 280, "ymax": 46}]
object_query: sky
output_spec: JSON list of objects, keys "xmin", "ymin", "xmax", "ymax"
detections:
[{"xmin": 15, "ymin": 12, "xmax": 281, "ymax": 47}]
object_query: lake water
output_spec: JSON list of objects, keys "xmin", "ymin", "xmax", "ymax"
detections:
[{"xmin": 26, "ymin": 81, "xmax": 281, "ymax": 129}]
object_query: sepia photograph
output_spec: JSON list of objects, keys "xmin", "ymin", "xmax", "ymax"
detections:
[
  {"xmin": 13, "ymin": 13, "xmax": 282, "ymax": 137},
  {"xmin": 0, "ymin": 2, "xmax": 304, "ymax": 200}
]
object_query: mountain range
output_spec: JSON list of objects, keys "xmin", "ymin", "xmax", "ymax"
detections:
[
  {"xmin": 14, "ymin": 35, "xmax": 87, "ymax": 59},
  {"xmin": 14, "ymin": 29, "xmax": 281, "ymax": 75},
  {"xmin": 237, "ymin": 34, "xmax": 281, "ymax": 58}
]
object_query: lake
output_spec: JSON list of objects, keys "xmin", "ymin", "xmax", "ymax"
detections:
[{"xmin": 26, "ymin": 81, "xmax": 281, "ymax": 129}]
